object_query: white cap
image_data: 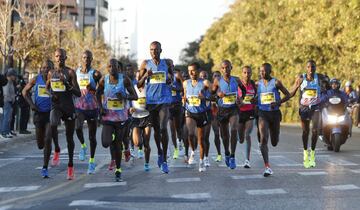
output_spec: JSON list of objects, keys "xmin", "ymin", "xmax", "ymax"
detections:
[{"xmin": 345, "ymin": 81, "xmax": 351, "ymax": 87}]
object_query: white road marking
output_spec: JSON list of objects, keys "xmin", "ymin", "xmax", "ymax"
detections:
[
  {"xmin": 0, "ymin": 186, "xmax": 41, "ymax": 193},
  {"xmin": 317, "ymin": 155, "xmax": 358, "ymax": 166},
  {"xmin": 231, "ymin": 175, "xmax": 263, "ymax": 180},
  {"xmin": 0, "ymin": 158, "xmax": 24, "ymax": 168},
  {"xmin": 0, "ymin": 205, "xmax": 13, "ymax": 210},
  {"xmin": 298, "ymin": 171, "xmax": 328, "ymax": 176},
  {"xmin": 84, "ymin": 182, "xmax": 127, "ymax": 188},
  {"xmin": 69, "ymin": 200, "xmax": 112, "ymax": 207},
  {"xmin": 171, "ymin": 193, "xmax": 211, "ymax": 199},
  {"xmin": 246, "ymin": 188, "xmax": 287, "ymax": 195},
  {"xmin": 276, "ymin": 163, "xmax": 302, "ymax": 167},
  {"xmin": 166, "ymin": 177, "xmax": 201, "ymax": 183},
  {"xmin": 322, "ymin": 184, "xmax": 359, "ymax": 191},
  {"xmin": 35, "ymin": 166, "xmax": 51, "ymax": 170},
  {"xmin": 350, "ymin": 169, "xmax": 360, "ymax": 174},
  {"xmin": 271, "ymin": 155, "xmax": 300, "ymax": 166},
  {"xmin": 169, "ymin": 165, "xmax": 190, "ymax": 168}
]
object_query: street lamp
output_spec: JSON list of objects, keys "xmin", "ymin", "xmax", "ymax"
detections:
[{"xmin": 108, "ymin": 7, "xmax": 124, "ymax": 53}]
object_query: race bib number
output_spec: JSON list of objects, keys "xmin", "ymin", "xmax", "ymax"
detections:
[
  {"xmin": 50, "ymin": 79, "xmax": 65, "ymax": 92},
  {"xmin": 187, "ymin": 95, "xmax": 201, "ymax": 107},
  {"xmin": 243, "ymin": 94, "xmax": 254, "ymax": 104},
  {"xmin": 223, "ymin": 92, "xmax": 237, "ymax": 105},
  {"xmin": 302, "ymin": 89, "xmax": 317, "ymax": 99},
  {"xmin": 78, "ymin": 74, "xmax": 90, "ymax": 90},
  {"xmin": 149, "ymin": 72, "xmax": 166, "ymax": 84},
  {"xmin": 172, "ymin": 90, "xmax": 177, "ymax": 96},
  {"xmin": 260, "ymin": 92, "xmax": 275, "ymax": 105},
  {"xmin": 107, "ymin": 98, "xmax": 124, "ymax": 110},
  {"xmin": 134, "ymin": 97, "xmax": 146, "ymax": 108},
  {"xmin": 37, "ymin": 85, "xmax": 50, "ymax": 97}
]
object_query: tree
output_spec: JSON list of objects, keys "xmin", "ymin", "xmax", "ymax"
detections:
[{"xmin": 0, "ymin": 1, "xmax": 16, "ymax": 72}]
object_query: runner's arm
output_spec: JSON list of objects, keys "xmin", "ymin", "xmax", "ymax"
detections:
[
  {"xmin": 289, "ymin": 74, "xmax": 303, "ymax": 98},
  {"xmin": 68, "ymin": 69, "xmax": 81, "ymax": 97},
  {"xmin": 123, "ymin": 76, "xmax": 138, "ymax": 101},
  {"xmin": 182, "ymin": 80, "xmax": 187, "ymax": 106},
  {"xmin": 96, "ymin": 76, "xmax": 105, "ymax": 113},
  {"xmin": 21, "ymin": 78, "xmax": 37, "ymax": 111},
  {"xmin": 276, "ymin": 79, "xmax": 291, "ymax": 105},
  {"xmin": 137, "ymin": 60, "xmax": 148, "ymax": 88}
]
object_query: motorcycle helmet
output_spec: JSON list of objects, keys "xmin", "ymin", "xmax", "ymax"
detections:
[{"xmin": 330, "ymin": 78, "xmax": 341, "ymax": 90}]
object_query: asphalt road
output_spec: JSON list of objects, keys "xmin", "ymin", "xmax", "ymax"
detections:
[{"xmin": 0, "ymin": 125, "xmax": 360, "ymax": 210}]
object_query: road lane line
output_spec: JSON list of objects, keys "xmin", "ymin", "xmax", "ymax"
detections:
[
  {"xmin": 0, "ymin": 205, "xmax": 13, "ymax": 210},
  {"xmin": 166, "ymin": 177, "xmax": 201, "ymax": 183},
  {"xmin": 350, "ymin": 169, "xmax": 360, "ymax": 174},
  {"xmin": 84, "ymin": 182, "xmax": 127, "ymax": 188},
  {"xmin": 0, "ymin": 186, "xmax": 41, "ymax": 193},
  {"xmin": 271, "ymin": 155, "xmax": 300, "ymax": 166},
  {"xmin": 231, "ymin": 175, "xmax": 263, "ymax": 179},
  {"xmin": 171, "ymin": 193, "xmax": 211, "ymax": 199},
  {"xmin": 69, "ymin": 200, "xmax": 112, "ymax": 207},
  {"xmin": 0, "ymin": 158, "xmax": 24, "ymax": 168},
  {"xmin": 246, "ymin": 188, "xmax": 287, "ymax": 195},
  {"xmin": 298, "ymin": 171, "xmax": 328, "ymax": 176},
  {"xmin": 317, "ymin": 156, "xmax": 358, "ymax": 166},
  {"xmin": 322, "ymin": 184, "xmax": 359, "ymax": 191}
]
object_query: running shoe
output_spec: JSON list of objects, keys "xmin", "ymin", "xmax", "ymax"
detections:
[
  {"xmin": 161, "ymin": 162, "xmax": 169, "ymax": 174},
  {"xmin": 157, "ymin": 154, "xmax": 164, "ymax": 168},
  {"xmin": 79, "ymin": 146, "xmax": 87, "ymax": 161},
  {"xmin": 173, "ymin": 148, "xmax": 179, "ymax": 159},
  {"xmin": 67, "ymin": 166, "xmax": 74, "ymax": 180},
  {"xmin": 115, "ymin": 171, "xmax": 122, "ymax": 182},
  {"xmin": 184, "ymin": 155, "xmax": 189, "ymax": 164},
  {"xmin": 108, "ymin": 160, "xmax": 115, "ymax": 171},
  {"xmin": 138, "ymin": 149, "xmax": 144, "ymax": 159},
  {"xmin": 244, "ymin": 159, "xmax": 251, "ymax": 168},
  {"xmin": 51, "ymin": 151, "xmax": 60, "ymax": 166},
  {"xmin": 123, "ymin": 149, "xmax": 131, "ymax": 162},
  {"xmin": 188, "ymin": 151, "xmax": 196, "ymax": 165},
  {"xmin": 130, "ymin": 148, "xmax": 136, "ymax": 158},
  {"xmin": 215, "ymin": 155, "xmax": 222, "ymax": 162},
  {"xmin": 199, "ymin": 160, "xmax": 206, "ymax": 172},
  {"xmin": 178, "ymin": 140, "xmax": 184, "ymax": 157},
  {"xmin": 303, "ymin": 150, "xmax": 310, "ymax": 169},
  {"xmin": 263, "ymin": 167, "xmax": 273, "ymax": 177},
  {"xmin": 87, "ymin": 162, "xmax": 96, "ymax": 174},
  {"xmin": 229, "ymin": 157, "xmax": 236, "ymax": 169},
  {"xmin": 204, "ymin": 157, "xmax": 210, "ymax": 167},
  {"xmin": 309, "ymin": 150, "xmax": 316, "ymax": 167},
  {"xmin": 144, "ymin": 163, "xmax": 150, "ymax": 172},
  {"xmin": 41, "ymin": 168, "xmax": 49, "ymax": 178},
  {"xmin": 225, "ymin": 155, "xmax": 230, "ymax": 167}
]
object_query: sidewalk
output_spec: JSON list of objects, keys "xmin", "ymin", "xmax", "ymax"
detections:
[{"xmin": 281, "ymin": 122, "xmax": 360, "ymax": 134}]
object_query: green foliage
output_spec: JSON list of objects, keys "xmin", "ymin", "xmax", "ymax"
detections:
[{"xmin": 199, "ymin": 0, "xmax": 360, "ymax": 122}]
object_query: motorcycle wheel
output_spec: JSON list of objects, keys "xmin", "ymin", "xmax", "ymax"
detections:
[{"xmin": 332, "ymin": 133, "xmax": 341, "ymax": 152}]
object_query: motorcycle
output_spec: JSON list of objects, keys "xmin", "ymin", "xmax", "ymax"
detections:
[{"xmin": 321, "ymin": 95, "xmax": 351, "ymax": 152}]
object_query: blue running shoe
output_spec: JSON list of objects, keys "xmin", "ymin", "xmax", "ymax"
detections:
[
  {"xmin": 144, "ymin": 163, "xmax": 150, "ymax": 172},
  {"xmin": 229, "ymin": 157, "xmax": 236, "ymax": 169},
  {"xmin": 225, "ymin": 155, "xmax": 230, "ymax": 167},
  {"xmin": 161, "ymin": 162, "xmax": 169, "ymax": 174},
  {"xmin": 157, "ymin": 154, "xmax": 164, "ymax": 168},
  {"xmin": 41, "ymin": 168, "xmax": 49, "ymax": 178},
  {"xmin": 87, "ymin": 162, "xmax": 96, "ymax": 174},
  {"xmin": 79, "ymin": 146, "xmax": 87, "ymax": 161}
]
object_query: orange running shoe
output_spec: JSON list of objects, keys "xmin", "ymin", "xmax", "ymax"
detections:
[
  {"xmin": 67, "ymin": 166, "xmax": 74, "ymax": 180},
  {"xmin": 123, "ymin": 150, "xmax": 131, "ymax": 162},
  {"xmin": 51, "ymin": 151, "xmax": 60, "ymax": 166}
]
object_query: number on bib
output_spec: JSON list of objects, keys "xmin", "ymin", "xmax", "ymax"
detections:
[
  {"xmin": 38, "ymin": 85, "xmax": 50, "ymax": 97},
  {"xmin": 302, "ymin": 89, "xmax": 317, "ymax": 99},
  {"xmin": 243, "ymin": 94, "xmax": 254, "ymax": 104},
  {"xmin": 107, "ymin": 98, "xmax": 124, "ymax": 110},
  {"xmin": 50, "ymin": 79, "xmax": 65, "ymax": 92},
  {"xmin": 149, "ymin": 72, "xmax": 166, "ymax": 84},
  {"xmin": 260, "ymin": 92, "xmax": 275, "ymax": 105},
  {"xmin": 187, "ymin": 95, "xmax": 201, "ymax": 107},
  {"xmin": 223, "ymin": 93, "xmax": 237, "ymax": 105}
]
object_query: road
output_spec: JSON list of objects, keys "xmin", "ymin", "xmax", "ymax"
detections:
[{"xmin": 0, "ymin": 125, "xmax": 360, "ymax": 210}]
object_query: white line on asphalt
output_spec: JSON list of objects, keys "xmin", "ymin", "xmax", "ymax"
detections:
[
  {"xmin": 69, "ymin": 200, "xmax": 112, "ymax": 207},
  {"xmin": 322, "ymin": 184, "xmax": 359, "ymax": 191},
  {"xmin": 0, "ymin": 158, "xmax": 24, "ymax": 168},
  {"xmin": 171, "ymin": 193, "xmax": 211, "ymax": 199},
  {"xmin": 0, "ymin": 186, "xmax": 41, "ymax": 193},
  {"xmin": 276, "ymin": 163, "xmax": 302, "ymax": 167},
  {"xmin": 246, "ymin": 188, "xmax": 287, "ymax": 195},
  {"xmin": 166, "ymin": 177, "xmax": 201, "ymax": 183},
  {"xmin": 35, "ymin": 166, "xmax": 51, "ymax": 170},
  {"xmin": 350, "ymin": 169, "xmax": 360, "ymax": 174},
  {"xmin": 84, "ymin": 182, "xmax": 127, "ymax": 188},
  {"xmin": 169, "ymin": 165, "xmax": 190, "ymax": 168},
  {"xmin": 0, "ymin": 205, "xmax": 13, "ymax": 210},
  {"xmin": 317, "ymin": 156, "xmax": 358, "ymax": 166},
  {"xmin": 231, "ymin": 175, "xmax": 263, "ymax": 179},
  {"xmin": 271, "ymin": 155, "xmax": 300, "ymax": 166},
  {"xmin": 298, "ymin": 171, "xmax": 328, "ymax": 176}
]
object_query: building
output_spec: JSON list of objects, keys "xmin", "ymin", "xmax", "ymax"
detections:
[{"xmin": 77, "ymin": 0, "xmax": 108, "ymax": 37}]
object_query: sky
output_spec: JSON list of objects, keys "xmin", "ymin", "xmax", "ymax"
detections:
[{"xmin": 103, "ymin": 0, "xmax": 235, "ymax": 65}]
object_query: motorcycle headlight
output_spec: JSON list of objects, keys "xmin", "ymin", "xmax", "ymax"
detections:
[
  {"xmin": 337, "ymin": 115, "xmax": 345, "ymax": 122},
  {"xmin": 328, "ymin": 115, "xmax": 345, "ymax": 124}
]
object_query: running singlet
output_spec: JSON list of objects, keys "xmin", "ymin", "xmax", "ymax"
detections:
[
  {"xmin": 238, "ymin": 80, "xmax": 256, "ymax": 112},
  {"xmin": 50, "ymin": 69, "xmax": 75, "ymax": 111},
  {"xmin": 102, "ymin": 73, "xmax": 128, "ymax": 122},
  {"xmin": 257, "ymin": 78, "xmax": 281, "ymax": 111},
  {"xmin": 171, "ymin": 78, "xmax": 182, "ymax": 104},
  {"xmin": 74, "ymin": 68, "xmax": 98, "ymax": 111},
  {"xmin": 145, "ymin": 59, "xmax": 172, "ymax": 104},
  {"xmin": 34, "ymin": 74, "xmax": 51, "ymax": 112},
  {"xmin": 185, "ymin": 79, "xmax": 207, "ymax": 113},
  {"xmin": 300, "ymin": 73, "xmax": 321, "ymax": 106},
  {"xmin": 217, "ymin": 76, "xmax": 238, "ymax": 108},
  {"xmin": 132, "ymin": 83, "xmax": 149, "ymax": 118}
]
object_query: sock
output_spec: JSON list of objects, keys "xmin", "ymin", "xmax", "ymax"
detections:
[
  {"xmin": 43, "ymin": 166, "xmax": 48, "ymax": 169},
  {"xmin": 81, "ymin": 143, "xmax": 87, "ymax": 149},
  {"xmin": 89, "ymin": 158, "xmax": 95, "ymax": 163},
  {"xmin": 115, "ymin": 168, "xmax": 122, "ymax": 173},
  {"xmin": 230, "ymin": 154, "xmax": 235, "ymax": 158}
]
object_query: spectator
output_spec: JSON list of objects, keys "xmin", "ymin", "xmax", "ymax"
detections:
[
  {"xmin": 1, "ymin": 69, "xmax": 17, "ymax": 138},
  {"xmin": 355, "ymin": 85, "xmax": 360, "ymax": 127},
  {"xmin": 0, "ymin": 71, "xmax": 8, "ymax": 130},
  {"xmin": 18, "ymin": 71, "xmax": 31, "ymax": 134},
  {"xmin": 344, "ymin": 81, "xmax": 359, "ymax": 127}
]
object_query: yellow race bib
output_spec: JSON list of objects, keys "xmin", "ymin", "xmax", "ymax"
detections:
[
  {"xmin": 243, "ymin": 94, "xmax": 254, "ymax": 104},
  {"xmin": 50, "ymin": 79, "xmax": 65, "ymax": 92},
  {"xmin": 78, "ymin": 74, "xmax": 90, "ymax": 90},
  {"xmin": 302, "ymin": 89, "xmax": 317, "ymax": 99},
  {"xmin": 260, "ymin": 92, "xmax": 275, "ymax": 105},
  {"xmin": 37, "ymin": 85, "xmax": 50, "ymax": 97},
  {"xmin": 107, "ymin": 98, "xmax": 124, "ymax": 110},
  {"xmin": 223, "ymin": 93, "xmax": 237, "ymax": 105},
  {"xmin": 134, "ymin": 97, "xmax": 146, "ymax": 108},
  {"xmin": 187, "ymin": 95, "xmax": 201, "ymax": 107},
  {"xmin": 149, "ymin": 72, "xmax": 166, "ymax": 84},
  {"xmin": 172, "ymin": 90, "xmax": 177, "ymax": 96}
]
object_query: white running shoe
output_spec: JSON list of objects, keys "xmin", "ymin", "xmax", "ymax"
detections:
[
  {"xmin": 199, "ymin": 160, "xmax": 206, "ymax": 172},
  {"xmin": 178, "ymin": 140, "xmax": 184, "ymax": 157},
  {"xmin": 130, "ymin": 148, "xmax": 136, "ymax": 158},
  {"xmin": 244, "ymin": 159, "xmax": 251, "ymax": 168},
  {"xmin": 204, "ymin": 157, "xmax": 210, "ymax": 167},
  {"xmin": 263, "ymin": 167, "xmax": 273, "ymax": 177},
  {"xmin": 188, "ymin": 151, "xmax": 196, "ymax": 165}
]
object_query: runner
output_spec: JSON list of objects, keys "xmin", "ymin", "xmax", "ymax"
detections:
[
  {"xmin": 138, "ymin": 41, "xmax": 174, "ymax": 173},
  {"xmin": 237, "ymin": 66, "xmax": 257, "ymax": 168},
  {"xmin": 183, "ymin": 62, "xmax": 211, "ymax": 172},
  {"xmin": 74, "ymin": 50, "xmax": 101, "ymax": 174},
  {"xmin": 169, "ymin": 68, "xmax": 184, "ymax": 159},
  {"xmin": 211, "ymin": 60, "xmax": 242, "ymax": 169},
  {"xmin": 22, "ymin": 59, "xmax": 61, "ymax": 178},
  {"xmin": 257, "ymin": 63, "xmax": 290, "ymax": 176},
  {"xmin": 210, "ymin": 71, "xmax": 222, "ymax": 162},
  {"xmin": 46, "ymin": 48, "xmax": 81, "ymax": 180},
  {"xmin": 289, "ymin": 60, "xmax": 329, "ymax": 168},
  {"xmin": 96, "ymin": 58, "xmax": 137, "ymax": 181}
]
